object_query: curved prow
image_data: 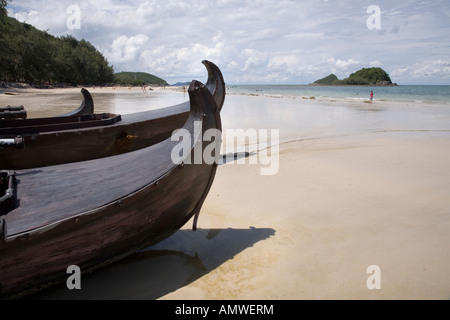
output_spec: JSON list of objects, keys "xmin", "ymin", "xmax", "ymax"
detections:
[
  {"xmin": 202, "ymin": 60, "xmax": 226, "ymax": 112},
  {"xmin": 57, "ymin": 88, "xmax": 94, "ymax": 117},
  {"xmin": 187, "ymin": 79, "xmax": 223, "ymax": 231}
]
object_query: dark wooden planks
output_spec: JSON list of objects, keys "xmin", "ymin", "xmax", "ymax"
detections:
[{"xmin": 4, "ymin": 103, "xmax": 197, "ymax": 237}]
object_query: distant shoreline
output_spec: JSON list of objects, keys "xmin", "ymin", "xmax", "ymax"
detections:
[
  {"xmin": 307, "ymin": 83, "xmax": 398, "ymax": 87},
  {"xmin": 228, "ymin": 84, "xmax": 401, "ymax": 87},
  {"xmin": 0, "ymin": 81, "xmax": 184, "ymax": 95}
]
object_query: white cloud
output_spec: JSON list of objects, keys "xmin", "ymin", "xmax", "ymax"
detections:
[
  {"xmin": 106, "ymin": 35, "xmax": 149, "ymax": 63},
  {"xmin": 369, "ymin": 60, "xmax": 384, "ymax": 67},
  {"xmin": 6, "ymin": 0, "xmax": 450, "ymax": 84},
  {"xmin": 392, "ymin": 60, "xmax": 450, "ymax": 84},
  {"xmin": 14, "ymin": 10, "xmax": 39, "ymax": 23},
  {"xmin": 336, "ymin": 59, "xmax": 361, "ymax": 69},
  {"xmin": 268, "ymin": 55, "xmax": 300, "ymax": 70},
  {"xmin": 242, "ymin": 49, "xmax": 267, "ymax": 72},
  {"xmin": 283, "ymin": 33, "xmax": 325, "ymax": 41},
  {"xmin": 326, "ymin": 57, "xmax": 361, "ymax": 70}
]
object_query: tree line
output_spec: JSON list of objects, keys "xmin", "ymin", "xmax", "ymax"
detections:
[
  {"xmin": 0, "ymin": 12, "xmax": 115, "ymax": 86},
  {"xmin": 0, "ymin": 0, "xmax": 8, "ymax": 17}
]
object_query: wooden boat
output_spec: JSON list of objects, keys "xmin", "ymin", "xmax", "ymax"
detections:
[
  {"xmin": 0, "ymin": 78, "xmax": 223, "ymax": 299},
  {"xmin": 0, "ymin": 87, "xmax": 94, "ymax": 120},
  {"xmin": 0, "ymin": 60, "xmax": 225, "ymax": 170},
  {"xmin": 57, "ymin": 87, "xmax": 94, "ymax": 117}
]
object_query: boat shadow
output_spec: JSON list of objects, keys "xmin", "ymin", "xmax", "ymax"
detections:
[{"xmin": 28, "ymin": 227, "xmax": 275, "ymax": 300}]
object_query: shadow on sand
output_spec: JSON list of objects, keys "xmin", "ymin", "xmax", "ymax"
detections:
[{"xmin": 28, "ymin": 227, "xmax": 275, "ymax": 300}]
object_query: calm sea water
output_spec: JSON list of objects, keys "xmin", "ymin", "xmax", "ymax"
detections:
[
  {"xmin": 217, "ymin": 84, "xmax": 450, "ymax": 151},
  {"xmin": 227, "ymin": 85, "xmax": 450, "ymax": 105}
]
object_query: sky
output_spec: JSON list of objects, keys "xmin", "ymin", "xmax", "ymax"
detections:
[{"xmin": 6, "ymin": 0, "xmax": 450, "ymax": 85}]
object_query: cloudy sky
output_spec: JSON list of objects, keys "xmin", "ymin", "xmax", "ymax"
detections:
[{"xmin": 6, "ymin": 0, "xmax": 450, "ymax": 85}]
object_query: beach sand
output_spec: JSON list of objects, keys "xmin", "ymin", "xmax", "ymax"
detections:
[{"xmin": 1, "ymin": 87, "xmax": 449, "ymax": 300}]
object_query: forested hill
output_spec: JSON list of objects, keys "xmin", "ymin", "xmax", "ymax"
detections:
[
  {"xmin": 0, "ymin": 15, "xmax": 115, "ymax": 85},
  {"xmin": 115, "ymin": 72, "xmax": 168, "ymax": 86},
  {"xmin": 313, "ymin": 74, "xmax": 338, "ymax": 85},
  {"xmin": 313, "ymin": 67, "xmax": 396, "ymax": 86}
]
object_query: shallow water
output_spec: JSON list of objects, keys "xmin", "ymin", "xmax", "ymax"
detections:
[
  {"xmin": 94, "ymin": 89, "xmax": 190, "ymax": 115},
  {"xmin": 228, "ymin": 85, "xmax": 450, "ymax": 106},
  {"xmin": 4, "ymin": 86, "xmax": 449, "ymax": 141},
  {"xmin": 219, "ymin": 93, "xmax": 450, "ymax": 154}
]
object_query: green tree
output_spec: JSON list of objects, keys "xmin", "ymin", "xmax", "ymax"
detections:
[
  {"xmin": 346, "ymin": 68, "xmax": 392, "ymax": 85},
  {"xmin": 1, "ymin": 15, "xmax": 115, "ymax": 85},
  {"xmin": 0, "ymin": 0, "xmax": 11, "ymax": 79},
  {"xmin": 0, "ymin": 0, "xmax": 10, "ymax": 17},
  {"xmin": 342, "ymin": 76, "xmax": 369, "ymax": 85},
  {"xmin": 313, "ymin": 74, "xmax": 338, "ymax": 85}
]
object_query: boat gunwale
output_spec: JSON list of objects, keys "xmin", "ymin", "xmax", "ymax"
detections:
[
  {"xmin": 0, "ymin": 113, "xmax": 123, "ymax": 136},
  {"xmin": 1, "ymin": 81, "xmax": 208, "ymax": 240}
]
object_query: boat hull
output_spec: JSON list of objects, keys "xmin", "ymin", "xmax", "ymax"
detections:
[{"xmin": 0, "ymin": 79, "xmax": 223, "ymax": 299}]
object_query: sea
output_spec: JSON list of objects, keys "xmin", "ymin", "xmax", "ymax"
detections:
[
  {"xmin": 226, "ymin": 85, "xmax": 450, "ymax": 106},
  {"xmin": 213, "ymin": 84, "xmax": 450, "ymax": 152}
]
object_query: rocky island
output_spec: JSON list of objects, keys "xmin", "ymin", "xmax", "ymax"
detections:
[{"xmin": 313, "ymin": 67, "xmax": 397, "ymax": 86}]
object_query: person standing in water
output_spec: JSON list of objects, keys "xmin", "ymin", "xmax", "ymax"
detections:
[{"xmin": 370, "ymin": 91, "xmax": 374, "ymax": 101}]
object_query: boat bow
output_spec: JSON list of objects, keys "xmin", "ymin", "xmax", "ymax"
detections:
[
  {"xmin": 203, "ymin": 60, "xmax": 226, "ymax": 112},
  {"xmin": 57, "ymin": 88, "xmax": 94, "ymax": 117},
  {"xmin": 0, "ymin": 74, "xmax": 224, "ymax": 299}
]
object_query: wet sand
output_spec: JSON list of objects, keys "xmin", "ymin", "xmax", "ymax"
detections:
[
  {"xmin": 0, "ymin": 86, "xmax": 188, "ymax": 117},
  {"xmin": 2, "ymin": 87, "xmax": 449, "ymax": 300}
]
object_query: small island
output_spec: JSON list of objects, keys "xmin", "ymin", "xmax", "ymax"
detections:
[
  {"xmin": 313, "ymin": 67, "xmax": 397, "ymax": 86},
  {"xmin": 114, "ymin": 72, "xmax": 168, "ymax": 87}
]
